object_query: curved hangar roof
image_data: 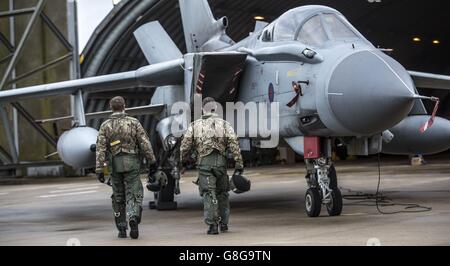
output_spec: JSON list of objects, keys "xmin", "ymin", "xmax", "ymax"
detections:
[{"xmin": 81, "ymin": 0, "xmax": 450, "ymax": 129}]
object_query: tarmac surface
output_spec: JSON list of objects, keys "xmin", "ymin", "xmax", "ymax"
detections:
[{"xmin": 1, "ymin": 158, "xmax": 450, "ymax": 246}]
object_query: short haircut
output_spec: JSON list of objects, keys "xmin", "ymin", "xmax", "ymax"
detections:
[
  {"xmin": 110, "ymin": 96, "xmax": 126, "ymax": 112},
  {"xmin": 202, "ymin": 97, "xmax": 217, "ymax": 113},
  {"xmin": 202, "ymin": 97, "xmax": 216, "ymax": 107}
]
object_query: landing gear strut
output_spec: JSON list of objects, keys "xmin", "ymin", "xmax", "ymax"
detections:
[
  {"xmin": 149, "ymin": 169, "xmax": 178, "ymax": 210},
  {"xmin": 304, "ymin": 158, "xmax": 342, "ymax": 217},
  {"xmin": 150, "ymin": 120, "xmax": 182, "ymax": 211}
]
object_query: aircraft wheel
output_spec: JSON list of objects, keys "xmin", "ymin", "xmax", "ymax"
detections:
[
  {"xmin": 153, "ymin": 171, "xmax": 178, "ymax": 210},
  {"xmin": 326, "ymin": 188, "xmax": 343, "ymax": 216},
  {"xmin": 329, "ymin": 165, "xmax": 338, "ymax": 189},
  {"xmin": 149, "ymin": 193, "xmax": 158, "ymax": 209},
  {"xmin": 305, "ymin": 188, "xmax": 322, "ymax": 217}
]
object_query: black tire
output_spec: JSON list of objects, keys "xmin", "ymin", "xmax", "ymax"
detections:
[
  {"xmin": 326, "ymin": 188, "xmax": 343, "ymax": 216},
  {"xmin": 329, "ymin": 165, "xmax": 338, "ymax": 189},
  {"xmin": 148, "ymin": 201, "xmax": 157, "ymax": 209},
  {"xmin": 305, "ymin": 188, "xmax": 322, "ymax": 217},
  {"xmin": 154, "ymin": 170, "xmax": 177, "ymax": 210},
  {"xmin": 157, "ymin": 174, "xmax": 175, "ymax": 203}
]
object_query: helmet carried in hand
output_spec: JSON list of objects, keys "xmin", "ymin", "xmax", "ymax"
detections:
[
  {"xmin": 230, "ymin": 173, "xmax": 251, "ymax": 194},
  {"xmin": 146, "ymin": 170, "xmax": 168, "ymax": 192}
]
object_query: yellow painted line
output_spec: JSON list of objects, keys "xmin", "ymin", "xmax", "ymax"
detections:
[
  {"xmin": 39, "ymin": 190, "xmax": 97, "ymax": 198},
  {"xmin": 342, "ymin": 213, "xmax": 369, "ymax": 216},
  {"xmin": 56, "ymin": 183, "xmax": 97, "ymax": 189},
  {"xmin": 49, "ymin": 186, "xmax": 99, "ymax": 194},
  {"xmin": 278, "ymin": 180, "xmax": 301, "ymax": 184}
]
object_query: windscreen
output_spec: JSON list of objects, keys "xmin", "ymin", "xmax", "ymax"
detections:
[
  {"xmin": 297, "ymin": 15, "xmax": 328, "ymax": 46},
  {"xmin": 322, "ymin": 14, "xmax": 358, "ymax": 40}
]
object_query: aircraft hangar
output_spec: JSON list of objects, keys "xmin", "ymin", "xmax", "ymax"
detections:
[
  {"xmin": 1, "ymin": 0, "xmax": 449, "ymax": 168},
  {"xmin": 1, "ymin": 0, "xmax": 450, "ymax": 247},
  {"xmin": 81, "ymin": 0, "xmax": 450, "ymax": 131}
]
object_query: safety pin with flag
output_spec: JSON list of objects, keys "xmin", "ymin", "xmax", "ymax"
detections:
[{"xmin": 419, "ymin": 97, "xmax": 440, "ymax": 133}]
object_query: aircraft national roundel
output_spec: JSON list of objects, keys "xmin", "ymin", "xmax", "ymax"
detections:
[{"xmin": 268, "ymin": 83, "xmax": 274, "ymax": 103}]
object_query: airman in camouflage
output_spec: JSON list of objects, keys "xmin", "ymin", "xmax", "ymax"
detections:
[
  {"xmin": 96, "ymin": 96, "xmax": 157, "ymax": 239},
  {"xmin": 180, "ymin": 97, "xmax": 244, "ymax": 235}
]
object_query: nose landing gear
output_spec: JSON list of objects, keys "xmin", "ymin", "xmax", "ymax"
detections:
[
  {"xmin": 305, "ymin": 158, "xmax": 342, "ymax": 217},
  {"xmin": 305, "ymin": 187, "xmax": 322, "ymax": 217}
]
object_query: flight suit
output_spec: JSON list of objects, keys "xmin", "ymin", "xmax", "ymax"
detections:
[
  {"xmin": 180, "ymin": 112, "xmax": 243, "ymax": 225},
  {"xmin": 96, "ymin": 112, "xmax": 156, "ymax": 231}
]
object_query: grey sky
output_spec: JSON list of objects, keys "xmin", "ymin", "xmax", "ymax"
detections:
[{"xmin": 77, "ymin": 0, "xmax": 113, "ymax": 51}]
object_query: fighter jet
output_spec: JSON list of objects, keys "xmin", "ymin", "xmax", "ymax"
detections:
[{"xmin": 1, "ymin": 0, "xmax": 450, "ymax": 216}]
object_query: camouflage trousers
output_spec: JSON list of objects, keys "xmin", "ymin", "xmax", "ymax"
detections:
[
  {"xmin": 110, "ymin": 154, "xmax": 143, "ymax": 231},
  {"xmin": 197, "ymin": 152, "xmax": 231, "ymax": 225}
]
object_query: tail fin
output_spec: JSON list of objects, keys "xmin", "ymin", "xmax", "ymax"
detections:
[
  {"xmin": 179, "ymin": 0, "xmax": 234, "ymax": 52},
  {"xmin": 134, "ymin": 21, "xmax": 182, "ymax": 64},
  {"xmin": 133, "ymin": 22, "xmax": 183, "ymax": 111}
]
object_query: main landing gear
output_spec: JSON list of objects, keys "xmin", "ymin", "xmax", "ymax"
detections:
[
  {"xmin": 149, "ymin": 133, "xmax": 181, "ymax": 211},
  {"xmin": 149, "ymin": 169, "xmax": 178, "ymax": 210},
  {"xmin": 304, "ymin": 157, "xmax": 342, "ymax": 217}
]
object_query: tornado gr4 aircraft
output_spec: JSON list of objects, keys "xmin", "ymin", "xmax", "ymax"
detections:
[{"xmin": 1, "ymin": 0, "xmax": 450, "ymax": 216}]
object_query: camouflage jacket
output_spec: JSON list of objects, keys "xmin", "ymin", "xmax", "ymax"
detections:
[
  {"xmin": 95, "ymin": 112, "xmax": 156, "ymax": 173},
  {"xmin": 180, "ymin": 112, "xmax": 243, "ymax": 169}
]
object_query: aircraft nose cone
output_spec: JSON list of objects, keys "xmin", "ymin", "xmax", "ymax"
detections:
[{"xmin": 327, "ymin": 50, "xmax": 415, "ymax": 135}]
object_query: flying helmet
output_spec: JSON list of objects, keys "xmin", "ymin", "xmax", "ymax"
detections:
[
  {"xmin": 230, "ymin": 173, "xmax": 251, "ymax": 194},
  {"xmin": 146, "ymin": 170, "xmax": 168, "ymax": 192}
]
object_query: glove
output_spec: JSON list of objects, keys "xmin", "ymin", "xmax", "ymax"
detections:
[
  {"xmin": 97, "ymin": 172, "xmax": 105, "ymax": 183},
  {"xmin": 233, "ymin": 168, "xmax": 243, "ymax": 177}
]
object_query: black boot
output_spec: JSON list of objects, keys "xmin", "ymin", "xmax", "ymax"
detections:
[
  {"xmin": 219, "ymin": 223, "xmax": 228, "ymax": 232},
  {"xmin": 207, "ymin": 224, "xmax": 219, "ymax": 235},
  {"xmin": 129, "ymin": 216, "xmax": 139, "ymax": 239},
  {"xmin": 118, "ymin": 229, "xmax": 127, "ymax": 238}
]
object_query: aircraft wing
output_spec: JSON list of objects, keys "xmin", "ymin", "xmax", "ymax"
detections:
[
  {"xmin": 35, "ymin": 104, "xmax": 165, "ymax": 124},
  {"xmin": 0, "ymin": 59, "xmax": 184, "ymax": 103},
  {"xmin": 409, "ymin": 71, "xmax": 450, "ymax": 90},
  {"xmin": 86, "ymin": 104, "xmax": 165, "ymax": 120}
]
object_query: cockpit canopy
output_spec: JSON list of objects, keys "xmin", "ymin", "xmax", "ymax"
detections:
[{"xmin": 261, "ymin": 6, "xmax": 361, "ymax": 46}]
